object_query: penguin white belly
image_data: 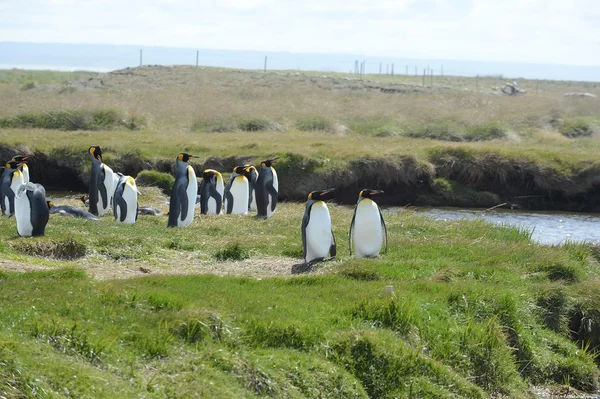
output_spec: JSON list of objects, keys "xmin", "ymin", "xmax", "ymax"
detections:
[
  {"xmin": 7, "ymin": 172, "xmax": 25, "ymax": 216},
  {"xmin": 250, "ymin": 190, "xmax": 257, "ymax": 211},
  {"xmin": 181, "ymin": 166, "xmax": 197, "ymax": 226},
  {"xmin": 15, "ymin": 194, "xmax": 34, "ymax": 237},
  {"xmin": 305, "ymin": 202, "xmax": 332, "ymax": 263},
  {"xmin": 353, "ymin": 200, "xmax": 383, "ymax": 258},
  {"xmin": 121, "ymin": 185, "xmax": 138, "ymax": 224},
  {"xmin": 98, "ymin": 164, "xmax": 115, "ymax": 216},
  {"xmin": 207, "ymin": 197, "xmax": 218, "ymax": 215},
  {"xmin": 266, "ymin": 168, "xmax": 279, "ymax": 218},
  {"xmin": 229, "ymin": 176, "xmax": 249, "ymax": 215},
  {"xmin": 22, "ymin": 165, "xmax": 30, "ymax": 184}
]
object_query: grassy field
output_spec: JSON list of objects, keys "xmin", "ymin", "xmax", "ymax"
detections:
[
  {"xmin": 0, "ymin": 67, "xmax": 599, "ymax": 210},
  {"xmin": 1, "ymin": 189, "xmax": 600, "ymax": 398},
  {"xmin": 1, "ymin": 67, "xmax": 600, "ymax": 397}
]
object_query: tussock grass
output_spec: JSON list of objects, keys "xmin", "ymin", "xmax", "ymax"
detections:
[
  {"xmin": 10, "ymin": 237, "xmax": 87, "ymax": 260},
  {"xmin": 214, "ymin": 243, "xmax": 250, "ymax": 261},
  {"xmin": 296, "ymin": 115, "xmax": 333, "ymax": 132},
  {"xmin": 0, "ymin": 109, "xmax": 143, "ymax": 131},
  {"xmin": 135, "ymin": 170, "xmax": 174, "ymax": 195},
  {"xmin": 558, "ymin": 118, "xmax": 597, "ymax": 138}
]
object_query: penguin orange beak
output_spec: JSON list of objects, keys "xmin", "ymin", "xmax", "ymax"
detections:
[{"xmin": 189, "ymin": 155, "xmax": 200, "ymax": 158}]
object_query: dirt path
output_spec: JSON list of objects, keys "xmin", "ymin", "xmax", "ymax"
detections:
[{"xmin": 0, "ymin": 255, "xmax": 335, "ymax": 281}]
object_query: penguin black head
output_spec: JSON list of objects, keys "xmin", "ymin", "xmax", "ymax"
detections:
[
  {"xmin": 177, "ymin": 153, "xmax": 199, "ymax": 163},
  {"xmin": 308, "ymin": 188, "xmax": 336, "ymax": 201},
  {"xmin": 202, "ymin": 169, "xmax": 220, "ymax": 185},
  {"xmin": 233, "ymin": 165, "xmax": 246, "ymax": 175},
  {"xmin": 5, "ymin": 160, "xmax": 21, "ymax": 170},
  {"xmin": 11, "ymin": 155, "xmax": 28, "ymax": 163},
  {"xmin": 46, "ymin": 201, "xmax": 54, "ymax": 209},
  {"xmin": 80, "ymin": 194, "xmax": 88, "ymax": 205},
  {"xmin": 88, "ymin": 145, "xmax": 102, "ymax": 161},
  {"xmin": 260, "ymin": 157, "xmax": 279, "ymax": 168},
  {"xmin": 359, "ymin": 189, "xmax": 384, "ymax": 199}
]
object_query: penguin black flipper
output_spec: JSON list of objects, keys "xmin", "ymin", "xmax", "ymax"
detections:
[
  {"xmin": 6, "ymin": 184, "xmax": 15, "ymax": 216},
  {"xmin": 349, "ymin": 204, "xmax": 358, "ymax": 255},
  {"xmin": 224, "ymin": 189, "xmax": 234, "ymax": 214},
  {"xmin": 210, "ymin": 186, "xmax": 223, "ymax": 213},
  {"xmin": 301, "ymin": 202, "xmax": 313, "ymax": 262},
  {"xmin": 379, "ymin": 207, "xmax": 388, "ymax": 254},
  {"xmin": 29, "ymin": 188, "xmax": 49, "ymax": 236},
  {"xmin": 268, "ymin": 184, "xmax": 278, "ymax": 212},
  {"xmin": 329, "ymin": 229, "xmax": 337, "ymax": 259},
  {"xmin": 118, "ymin": 195, "xmax": 128, "ymax": 222},
  {"xmin": 98, "ymin": 166, "xmax": 108, "ymax": 210},
  {"xmin": 167, "ymin": 185, "xmax": 181, "ymax": 227},
  {"xmin": 178, "ymin": 183, "xmax": 189, "ymax": 221}
]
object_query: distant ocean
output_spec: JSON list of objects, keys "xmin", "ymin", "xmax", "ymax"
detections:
[{"xmin": 1, "ymin": 42, "xmax": 599, "ymax": 82}]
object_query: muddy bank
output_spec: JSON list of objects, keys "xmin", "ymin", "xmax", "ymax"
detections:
[{"xmin": 2, "ymin": 145, "xmax": 599, "ymax": 212}]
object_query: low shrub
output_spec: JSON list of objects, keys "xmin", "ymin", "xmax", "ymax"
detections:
[
  {"xmin": 237, "ymin": 117, "xmax": 272, "ymax": 132},
  {"xmin": 558, "ymin": 119, "xmax": 596, "ymax": 138},
  {"xmin": 296, "ymin": 116, "xmax": 333, "ymax": 132},
  {"xmin": 136, "ymin": 170, "xmax": 175, "ymax": 195},
  {"xmin": 214, "ymin": 243, "xmax": 249, "ymax": 261},
  {"xmin": 11, "ymin": 237, "xmax": 87, "ymax": 260},
  {"xmin": 0, "ymin": 109, "xmax": 143, "ymax": 131}
]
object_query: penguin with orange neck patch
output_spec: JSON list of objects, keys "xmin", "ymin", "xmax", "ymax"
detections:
[
  {"xmin": 349, "ymin": 189, "xmax": 388, "ymax": 258},
  {"xmin": 255, "ymin": 157, "xmax": 279, "ymax": 218},
  {"xmin": 301, "ymin": 188, "xmax": 337, "ymax": 264}
]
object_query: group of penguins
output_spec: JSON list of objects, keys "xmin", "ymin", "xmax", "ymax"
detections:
[{"xmin": 0, "ymin": 145, "xmax": 388, "ymax": 265}]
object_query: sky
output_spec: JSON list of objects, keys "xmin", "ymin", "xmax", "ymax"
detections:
[{"xmin": 0, "ymin": 0, "xmax": 599, "ymax": 67}]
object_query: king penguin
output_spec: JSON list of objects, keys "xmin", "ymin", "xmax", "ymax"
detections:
[
  {"xmin": 301, "ymin": 188, "xmax": 337, "ymax": 264},
  {"xmin": 1, "ymin": 160, "xmax": 25, "ymax": 216},
  {"xmin": 14, "ymin": 180, "xmax": 49, "ymax": 237},
  {"xmin": 349, "ymin": 189, "xmax": 388, "ymax": 258},
  {"xmin": 10, "ymin": 155, "xmax": 29, "ymax": 183},
  {"xmin": 199, "ymin": 169, "xmax": 224, "ymax": 215},
  {"xmin": 224, "ymin": 166, "xmax": 251, "ymax": 215},
  {"xmin": 87, "ymin": 145, "xmax": 116, "ymax": 217},
  {"xmin": 113, "ymin": 174, "xmax": 140, "ymax": 224},
  {"xmin": 255, "ymin": 157, "xmax": 279, "ymax": 218},
  {"xmin": 167, "ymin": 153, "xmax": 199, "ymax": 227},
  {"xmin": 246, "ymin": 165, "xmax": 258, "ymax": 211}
]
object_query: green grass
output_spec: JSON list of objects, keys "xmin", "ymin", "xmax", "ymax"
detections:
[
  {"xmin": 0, "ymin": 199, "xmax": 599, "ymax": 397},
  {"xmin": 0, "ymin": 109, "xmax": 144, "ymax": 131},
  {"xmin": 0, "ymin": 66, "xmax": 599, "ymax": 396}
]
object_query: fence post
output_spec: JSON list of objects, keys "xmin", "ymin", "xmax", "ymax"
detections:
[
  {"xmin": 139, "ymin": 49, "xmax": 143, "ymax": 67},
  {"xmin": 196, "ymin": 50, "xmax": 199, "ymax": 67},
  {"xmin": 422, "ymin": 69, "xmax": 426, "ymax": 87},
  {"xmin": 264, "ymin": 56, "xmax": 267, "ymax": 73}
]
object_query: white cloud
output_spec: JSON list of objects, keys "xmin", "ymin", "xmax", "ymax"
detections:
[{"xmin": 0, "ymin": 0, "xmax": 598, "ymax": 65}]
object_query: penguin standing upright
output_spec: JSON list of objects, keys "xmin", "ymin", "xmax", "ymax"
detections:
[
  {"xmin": 199, "ymin": 169, "xmax": 224, "ymax": 215},
  {"xmin": 246, "ymin": 165, "xmax": 258, "ymax": 211},
  {"xmin": 224, "ymin": 166, "xmax": 251, "ymax": 215},
  {"xmin": 301, "ymin": 189, "xmax": 337, "ymax": 264},
  {"xmin": 168, "ymin": 153, "xmax": 199, "ymax": 227},
  {"xmin": 255, "ymin": 157, "xmax": 279, "ymax": 218},
  {"xmin": 1, "ymin": 160, "xmax": 25, "ymax": 216},
  {"xmin": 87, "ymin": 146, "xmax": 116, "ymax": 217},
  {"xmin": 11, "ymin": 155, "xmax": 29, "ymax": 183},
  {"xmin": 14, "ymin": 180, "xmax": 49, "ymax": 237},
  {"xmin": 113, "ymin": 174, "xmax": 140, "ymax": 224},
  {"xmin": 349, "ymin": 189, "xmax": 388, "ymax": 258}
]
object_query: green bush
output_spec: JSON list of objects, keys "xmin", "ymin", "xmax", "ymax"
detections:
[
  {"xmin": 466, "ymin": 123, "xmax": 506, "ymax": 141},
  {"xmin": 135, "ymin": 170, "xmax": 175, "ymax": 195},
  {"xmin": 214, "ymin": 243, "xmax": 249, "ymax": 261},
  {"xmin": 405, "ymin": 122, "xmax": 464, "ymax": 141},
  {"xmin": 0, "ymin": 109, "xmax": 143, "ymax": 131},
  {"xmin": 558, "ymin": 119, "xmax": 595, "ymax": 138},
  {"xmin": 11, "ymin": 237, "xmax": 87, "ymax": 260},
  {"xmin": 296, "ymin": 116, "xmax": 333, "ymax": 132},
  {"xmin": 237, "ymin": 117, "xmax": 271, "ymax": 132}
]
